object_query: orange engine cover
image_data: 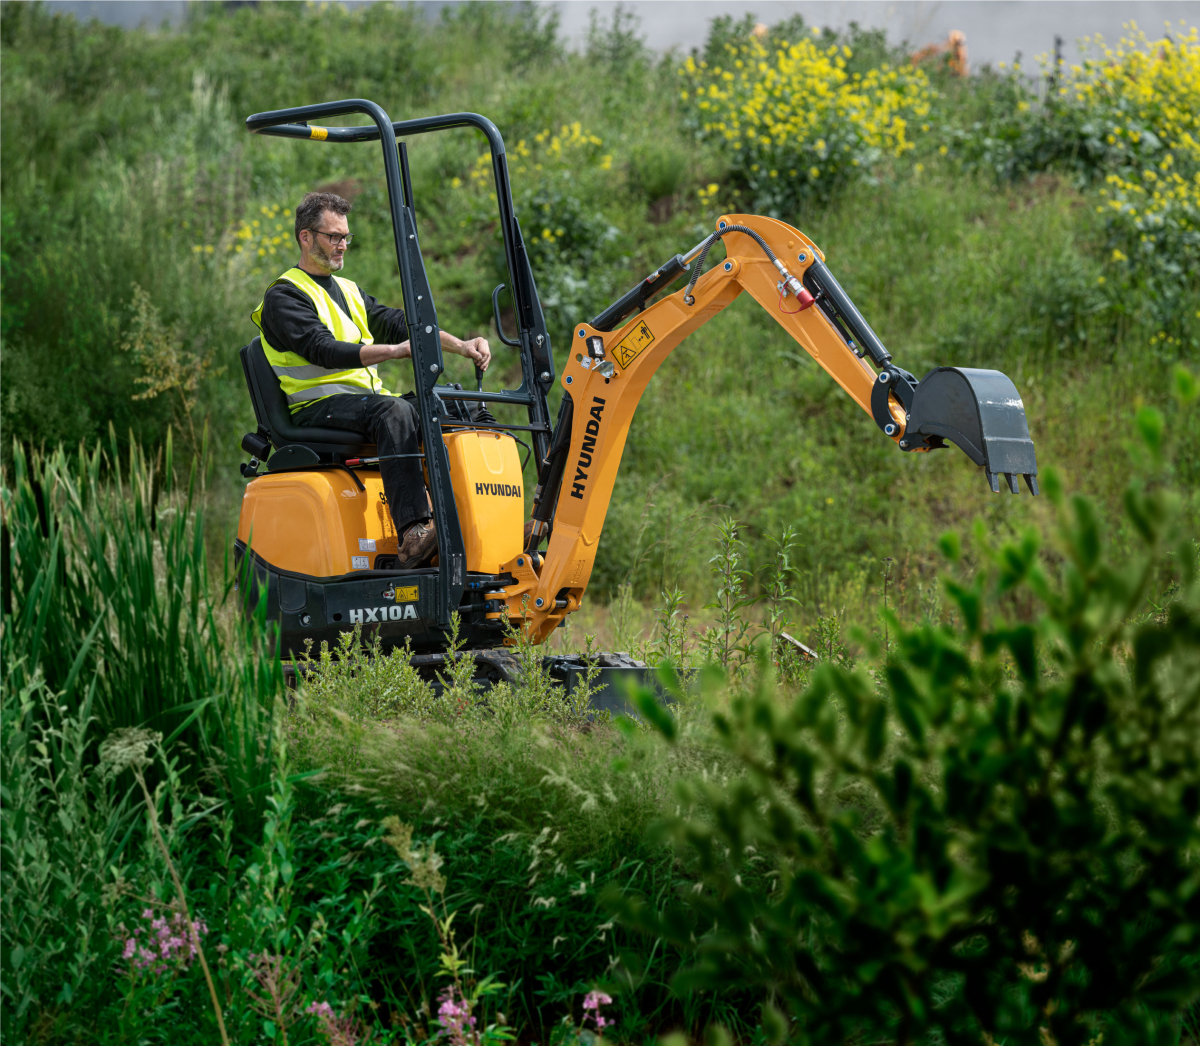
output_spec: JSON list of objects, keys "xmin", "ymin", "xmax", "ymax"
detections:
[
  {"xmin": 238, "ymin": 470, "xmax": 397, "ymax": 577},
  {"xmin": 443, "ymin": 429, "xmax": 524, "ymax": 574},
  {"xmin": 237, "ymin": 430, "xmax": 523, "ymax": 577}
]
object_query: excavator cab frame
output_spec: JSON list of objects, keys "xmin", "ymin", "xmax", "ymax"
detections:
[{"xmin": 241, "ymin": 98, "xmax": 557, "ymax": 638}]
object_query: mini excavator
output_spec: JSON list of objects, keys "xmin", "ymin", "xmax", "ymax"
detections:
[{"xmin": 235, "ymin": 99, "xmax": 1038, "ymax": 693}]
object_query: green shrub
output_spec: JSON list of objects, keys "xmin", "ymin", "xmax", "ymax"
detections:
[
  {"xmin": 615, "ymin": 402, "xmax": 1200, "ymax": 1045},
  {"xmin": 0, "ymin": 435, "xmax": 282, "ymax": 834}
]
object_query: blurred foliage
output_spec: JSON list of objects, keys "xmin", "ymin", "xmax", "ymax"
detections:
[{"xmin": 616, "ymin": 401, "xmax": 1200, "ymax": 1045}]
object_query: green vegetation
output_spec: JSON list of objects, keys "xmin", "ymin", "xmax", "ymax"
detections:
[
  {"xmin": 3, "ymin": 4, "xmax": 1200, "ymax": 1044},
  {"xmin": 4, "ymin": 2, "xmax": 1196, "ymax": 619},
  {"xmin": 4, "ymin": 372, "xmax": 1198, "ymax": 1044}
]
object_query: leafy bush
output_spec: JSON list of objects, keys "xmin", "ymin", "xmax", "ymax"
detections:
[
  {"xmin": 455, "ymin": 121, "xmax": 622, "ymax": 334},
  {"xmin": 615, "ymin": 397, "xmax": 1200, "ymax": 1045},
  {"xmin": 679, "ymin": 24, "xmax": 933, "ymax": 215}
]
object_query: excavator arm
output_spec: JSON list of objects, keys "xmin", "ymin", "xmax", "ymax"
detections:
[{"xmin": 498, "ymin": 214, "xmax": 1038, "ymax": 642}]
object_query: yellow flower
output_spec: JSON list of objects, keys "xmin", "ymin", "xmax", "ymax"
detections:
[{"xmin": 678, "ymin": 30, "xmax": 933, "ymax": 197}]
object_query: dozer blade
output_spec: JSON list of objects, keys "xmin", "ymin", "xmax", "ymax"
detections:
[{"xmin": 907, "ymin": 367, "xmax": 1039, "ymax": 495}]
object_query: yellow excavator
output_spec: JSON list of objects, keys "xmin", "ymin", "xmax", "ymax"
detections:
[{"xmin": 235, "ymin": 99, "xmax": 1038, "ymax": 693}]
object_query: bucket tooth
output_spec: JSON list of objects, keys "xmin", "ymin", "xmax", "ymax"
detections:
[
  {"xmin": 1025, "ymin": 473, "xmax": 1039, "ymax": 496},
  {"xmin": 907, "ymin": 367, "xmax": 1039, "ymax": 496}
]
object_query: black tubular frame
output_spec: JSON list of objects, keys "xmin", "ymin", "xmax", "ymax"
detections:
[{"xmin": 245, "ymin": 99, "xmax": 556, "ymax": 629}]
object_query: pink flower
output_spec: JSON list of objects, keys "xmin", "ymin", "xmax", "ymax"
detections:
[
  {"xmin": 117, "ymin": 909, "xmax": 208, "ymax": 977},
  {"xmin": 307, "ymin": 1000, "xmax": 335, "ymax": 1019},
  {"xmin": 582, "ymin": 990, "xmax": 612, "ymax": 1033},
  {"xmin": 435, "ymin": 986, "xmax": 477, "ymax": 1046}
]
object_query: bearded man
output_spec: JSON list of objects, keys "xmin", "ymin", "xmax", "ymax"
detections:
[{"xmin": 252, "ymin": 191, "xmax": 490, "ymax": 567}]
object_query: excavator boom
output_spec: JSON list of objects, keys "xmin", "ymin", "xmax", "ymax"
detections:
[{"xmin": 503, "ymin": 214, "xmax": 1038, "ymax": 641}]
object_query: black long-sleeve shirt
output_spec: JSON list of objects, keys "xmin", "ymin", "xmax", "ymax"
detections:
[{"xmin": 258, "ymin": 271, "xmax": 409, "ymax": 370}]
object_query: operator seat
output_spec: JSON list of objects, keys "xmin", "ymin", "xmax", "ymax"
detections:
[{"xmin": 239, "ymin": 337, "xmax": 375, "ymax": 469}]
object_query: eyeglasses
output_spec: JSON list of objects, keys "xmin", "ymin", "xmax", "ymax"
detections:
[{"xmin": 310, "ymin": 229, "xmax": 354, "ymax": 247}]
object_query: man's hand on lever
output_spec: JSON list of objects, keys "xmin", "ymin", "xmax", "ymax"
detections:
[
  {"xmin": 359, "ymin": 332, "xmax": 491, "ymax": 371},
  {"xmin": 443, "ymin": 332, "xmax": 491, "ymax": 371}
]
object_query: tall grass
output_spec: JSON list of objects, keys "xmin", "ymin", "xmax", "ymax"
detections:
[{"xmin": 0, "ymin": 432, "xmax": 283, "ymax": 828}]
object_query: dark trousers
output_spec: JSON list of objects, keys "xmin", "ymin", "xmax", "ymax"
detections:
[{"xmin": 293, "ymin": 394, "xmax": 427, "ymax": 533}]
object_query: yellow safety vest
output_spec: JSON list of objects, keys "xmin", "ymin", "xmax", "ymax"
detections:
[{"xmin": 252, "ymin": 267, "xmax": 391, "ymax": 413}]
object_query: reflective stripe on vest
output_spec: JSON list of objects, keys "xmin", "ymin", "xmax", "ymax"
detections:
[{"xmin": 251, "ymin": 267, "xmax": 391, "ymax": 413}]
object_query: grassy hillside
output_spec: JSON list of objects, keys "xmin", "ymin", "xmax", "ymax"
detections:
[
  {"xmin": 2, "ymin": 1, "xmax": 1196, "ymax": 637},
  {"xmin": 3, "ymin": 7, "xmax": 1200, "ymax": 1044}
]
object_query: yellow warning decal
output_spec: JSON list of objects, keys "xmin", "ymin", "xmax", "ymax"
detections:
[
  {"xmin": 395, "ymin": 585, "xmax": 419, "ymax": 602},
  {"xmin": 309, "ymin": 125, "xmax": 329, "ymax": 141},
  {"xmin": 612, "ymin": 320, "xmax": 655, "ymax": 368}
]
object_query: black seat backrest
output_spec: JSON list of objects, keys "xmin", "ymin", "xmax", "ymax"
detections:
[{"xmin": 239, "ymin": 338, "xmax": 374, "ymax": 461}]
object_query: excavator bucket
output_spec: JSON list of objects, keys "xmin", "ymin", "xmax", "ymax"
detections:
[{"xmin": 907, "ymin": 367, "xmax": 1039, "ymax": 494}]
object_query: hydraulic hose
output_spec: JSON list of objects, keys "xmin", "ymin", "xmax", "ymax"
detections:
[{"xmin": 683, "ymin": 224, "xmax": 779, "ymax": 304}]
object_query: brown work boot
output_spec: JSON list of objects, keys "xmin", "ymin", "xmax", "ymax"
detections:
[{"xmin": 398, "ymin": 518, "xmax": 438, "ymax": 568}]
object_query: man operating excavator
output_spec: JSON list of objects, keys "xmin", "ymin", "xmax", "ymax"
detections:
[
  {"xmin": 238, "ymin": 99, "xmax": 1040, "ymax": 667},
  {"xmin": 251, "ymin": 190, "xmax": 491, "ymax": 567}
]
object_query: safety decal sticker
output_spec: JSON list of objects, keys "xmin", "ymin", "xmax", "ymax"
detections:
[
  {"xmin": 612, "ymin": 320, "xmax": 654, "ymax": 368},
  {"xmin": 359, "ymin": 538, "xmax": 376, "ymax": 552},
  {"xmin": 395, "ymin": 585, "xmax": 419, "ymax": 602},
  {"xmin": 351, "ymin": 556, "xmax": 370, "ymax": 570}
]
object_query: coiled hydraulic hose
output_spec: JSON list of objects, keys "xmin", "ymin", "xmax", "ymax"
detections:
[{"xmin": 683, "ymin": 224, "xmax": 782, "ymax": 304}]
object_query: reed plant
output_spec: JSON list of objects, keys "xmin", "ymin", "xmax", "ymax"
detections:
[{"xmin": 1, "ymin": 431, "xmax": 282, "ymax": 834}]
